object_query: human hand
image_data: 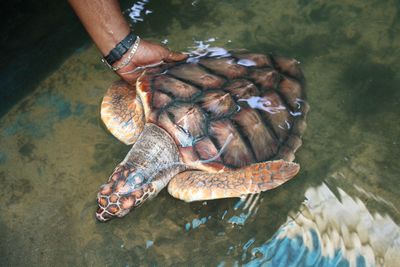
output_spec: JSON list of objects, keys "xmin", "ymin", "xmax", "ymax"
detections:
[{"xmin": 114, "ymin": 39, "xmax": 188, "ymax": 84}]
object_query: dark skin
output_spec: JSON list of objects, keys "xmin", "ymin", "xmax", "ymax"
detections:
[{"xmin": 68, "ymin": 0, "xmax": 187, "ymax": 84}]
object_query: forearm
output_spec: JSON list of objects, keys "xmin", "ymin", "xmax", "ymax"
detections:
[
  {"xmin": 68, "ymin": 0, "xmax": 130, "ymax": 56},
  {"xmin": 69, "ymin": 0, "xmax": 187, "ymax": 83}
]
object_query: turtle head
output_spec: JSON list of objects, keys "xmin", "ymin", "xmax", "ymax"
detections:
[{"xmin": 95, "ymin": 164, "xmax": 155, "ymax": 222}]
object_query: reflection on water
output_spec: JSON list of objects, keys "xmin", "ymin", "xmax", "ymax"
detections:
[
  {"xmin": 241, "ymin": 184, "xmax": 400, "ymax": 267},
  {"xmin": 126, "ymin": 0, "xmax": 152, "ymax": 23},
  {"xmin": 1, "ymin": 0, "xmax": 400, "ymax": 266}
]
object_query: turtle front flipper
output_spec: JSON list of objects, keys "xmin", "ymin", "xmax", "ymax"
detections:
[
  {"xmin": 101, "ymin": 80, "xmax": 145, "ymax": 145},
  {"xmin": 167, "ymin": 160, "xmax": 300, "ymax": 202}
]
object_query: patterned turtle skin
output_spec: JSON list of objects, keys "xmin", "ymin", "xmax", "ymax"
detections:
[{"xmin": 96, "ymin": 51, "xmax": 308, "ymax": 222}]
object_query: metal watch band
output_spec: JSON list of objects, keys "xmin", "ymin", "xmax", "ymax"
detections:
[{"xmin": 104, "ymin": 32, "xmax": 137, "ymax": 65}]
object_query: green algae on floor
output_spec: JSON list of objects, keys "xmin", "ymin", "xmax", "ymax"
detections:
[{"xmin": 0, "ymin": 0, "xmax": 399, "ymax": 266}]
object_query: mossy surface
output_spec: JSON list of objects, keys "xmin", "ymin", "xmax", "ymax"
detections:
[{"xmin": 0, "ymin": 0, "xmax": 399, "ymax": 266}]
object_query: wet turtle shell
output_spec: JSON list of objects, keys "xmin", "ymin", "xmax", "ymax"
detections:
[
  {"xmin": 97, "ymin": 51, "xmax": 309, "ymax": 221},
  {"xmin": 136, "ymin": 52, "xmax": 308, "ymax": 170}
]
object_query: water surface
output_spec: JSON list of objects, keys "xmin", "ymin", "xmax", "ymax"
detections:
[{"xmin": 0, "ymin": 0, "xmax": 399, "ymax": 266}]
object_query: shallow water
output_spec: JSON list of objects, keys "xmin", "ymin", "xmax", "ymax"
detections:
[{"xmin": 1, "ymin": 0, "xmax": 399, "ymax": 266}]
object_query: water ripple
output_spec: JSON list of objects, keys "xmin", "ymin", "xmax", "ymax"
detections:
[{"xmin": 241, "ymin": 183, "xmax": 400, "ymax": 267}]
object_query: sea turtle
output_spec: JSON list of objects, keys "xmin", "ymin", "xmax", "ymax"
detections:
[{"xmin": 96, "ymin": 50, "xmax": 309, "ymax": 222}]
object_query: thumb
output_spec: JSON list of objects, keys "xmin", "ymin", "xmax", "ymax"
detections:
[{"xmin": 164, "ymin": 51, "xmax": 188, "ymax": 62}]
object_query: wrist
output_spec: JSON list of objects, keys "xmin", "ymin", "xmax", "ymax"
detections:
[
  {"xmin": 102, "ymin": 32, "xmax": 139, "ymax": 70},
  {"xmin": 109, "ymin": 36, "xmax": 141, "ymax": 71},
  {"xmin": 112, "ymin": 41, "xmax": 144, "ymax": 83}
]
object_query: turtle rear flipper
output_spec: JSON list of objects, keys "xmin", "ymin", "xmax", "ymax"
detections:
[
  {"xmin": 101, "ymin": 80, "xmax": 145, "ymax": 145},
  {"xmin": 167, "ymin": 160, "xmax": 299, "ymax": 202}
]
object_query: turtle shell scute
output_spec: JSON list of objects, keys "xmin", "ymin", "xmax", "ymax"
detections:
[{"xmin": 137, "ymin": 52, "xmax": 308, "ymax": 169}]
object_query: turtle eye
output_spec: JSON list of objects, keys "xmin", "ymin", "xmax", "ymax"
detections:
[
  {"xmin": 126, "ymin": 171, "xmax": 145, "ymax": 189},
  {"xmin": 133, "ymin": 172, "xmax": 144, "ymax": 186}
]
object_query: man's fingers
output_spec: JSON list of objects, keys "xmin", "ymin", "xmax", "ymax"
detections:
[
  {"xmin": 115, "ymin": 43, "xmax": 188, "ymax": 84},
  {"xmin": 116, "ymin": 68, "xmax": 143, "ymax": 85},
  {"xmin": 164, "ymin": 51, "xmax": 188, "ymax": 62}
]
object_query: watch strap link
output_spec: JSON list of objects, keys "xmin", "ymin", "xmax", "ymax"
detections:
[{"xmin": 104, "ymin": 32, "xmax": 137, "ymax": 65}]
